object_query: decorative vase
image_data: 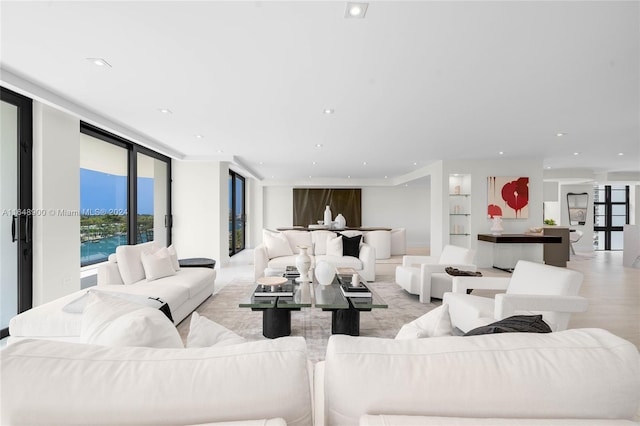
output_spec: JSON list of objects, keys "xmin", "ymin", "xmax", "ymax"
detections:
[
  {"xmin": 323, "ymin": 206, "xmax": 332, "ymax": 229},
  {"xmin": 314, "ymin": 260, "xmax": 336, "ymax": 286},
  {"xmin": 490, "ymin": 216, "xmax": 504, "ymax": 236},
  {"xmin": 334, "ymin": 213, "xmax": 346, "ymax": 229},
  {"xmin": 295, "ymin": 246, "xmax": 312, "ymax": 282}
]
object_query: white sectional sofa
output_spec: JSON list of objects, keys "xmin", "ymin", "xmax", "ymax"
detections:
[
  {"xmin": 315, "ymin": 329, "xmax": 640, "ymax": 425},
  {"xmin": 1, "ymin": 337, "xmax": 313, "ymax": 426},
  {"xmin": 254, "ymin": 230, "xmax": 376, "ymax": 282},
  {"xmin": 8, "ymin": 242, "xmax": 215, "ymax": 344},
  {"xmin": 1, "ymin": 329, "xmax": 638, "ymax": 425}
]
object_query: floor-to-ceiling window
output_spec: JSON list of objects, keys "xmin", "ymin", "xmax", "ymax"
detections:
[
  {"xmin": 80, "ymin": 123, "xmax": 172, "ymax": 266},
  {"xmin": 229, "ymin": 170, "xmax": 245, "ymax": 256},
  {"xmin": 593, "ymin": 185, "xmax": 629, "ymax": 250},
  {"xmin": 1, "ymin": 87, "xmax": 33, "ymax": 338}
]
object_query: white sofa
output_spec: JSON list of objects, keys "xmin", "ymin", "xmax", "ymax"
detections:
[
  {"xmin": 8, "ymin": 242, "xmax": 215, "ymax": 344},
  {"xmin": 254, "ymin": 230, "xmax": 376, "ymax": 282},
  {"xmin": 314, "ymin": 329, "xmax": 640, "ymax": 425},
  {"xmin": 1, "ymin": 337, "xmax": 313, "ymax": 426}
]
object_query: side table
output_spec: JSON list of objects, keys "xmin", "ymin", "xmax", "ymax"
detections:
[{"xmin": 178, "ymin": 258, "xmax": 216, "ymax": 269}]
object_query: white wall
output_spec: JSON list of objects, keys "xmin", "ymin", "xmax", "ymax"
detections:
[
  {"xmin": 362, "ymin": 185, "xmax": 430, "ymax": 248},
  {"xmin": 172, "ymin": 160, "xmax": 229, "ymax": 266},
  {"xmin": 439, "ymin": 158, "xmax": 545, "ymax": 268},
  {"xmin": 258, "ymin": 184, "xmax": 430, "ymax": 248},
  {"xmin": 32, "ymin": 102, "xmax": 80, "ymax": 305}
]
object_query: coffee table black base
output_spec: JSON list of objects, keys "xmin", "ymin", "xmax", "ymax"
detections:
[
  {"xmin": 254, "ymin": 307, "xmax": 300, "ymax": 339},
  {"xmin": 331, "ymin": 306, "xmax": 361, "ymax": 336}
]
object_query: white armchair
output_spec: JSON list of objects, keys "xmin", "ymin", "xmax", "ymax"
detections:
[
  {"xmin": 395, "ymin": 245, "xmax": 476, "ymax": 303},
  {"xmin": 443, "ymin": 260, "xmax": 588, "ymax": 333}
]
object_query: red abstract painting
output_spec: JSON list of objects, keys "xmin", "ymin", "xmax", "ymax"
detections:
[{"xmin": 487, "ymin": 176, "xmax": 529, "ymax": 219}]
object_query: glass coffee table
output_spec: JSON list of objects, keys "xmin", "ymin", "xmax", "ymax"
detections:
[
  {"xmin": 314, "ymin": 273, "xmax": 388, "ymax": 336},
  {"xmin": 239, "ymin": 278, "xmax": 312, "ymax": 338}
]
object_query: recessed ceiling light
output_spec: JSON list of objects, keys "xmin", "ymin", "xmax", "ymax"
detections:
[
  {"xmin": 499, "ymin": 151, "xmax": 504, "ymax": 155},
  {"xmin": 405, "ymin": 184, "xmax": 409, "ymax": 187},
  {"xmin": 556, "ymin": 132, "xmax": 566, "ymax": 137},
  {"xmin": 384, "ymin": 175, "xmax": 388, "ymax": 179},
  {"xmin": 323, "ymin": 109, "xmax": 334, "ymax": 115},
  {"xmin": 347, "ymin": 175, "xmax": 351, "ymax": 179},
  {"xmin": 573, "ymin": 152, "xmax": 580, "ymax": 156},
  {"xmin": 363, "ymin": 161, "xmax": 367, "ymax": 165},
  {"xmin": 315, "ymin": 143, "xmax": 323, "ymax": 148},
  {"xmin": 194, "ymin": 134, "xmax": 203, "ymax": 139},
  {"xmin": 453, "ymin": 173, "xmax": 459, "ymax": 177},
  {"xmin": 413, "ymin": 162, "xmax": 418, "ymax": 166},
  {"xmin": 158, "ymin": 108, "xmax": 172, "ymax": 114},
  {"xmin": 259, "ymin": 161, "xmax": 264, "ymax": 165},
  {"xmin": 308, "ymin": 176, "xmax": 312, "ymax": 179},
  {"xmin": 86, "ymin": 57, "xmax": 111, "ymax": 67},
  {"xmin": 345, "ymin": 2, "xmax": 368, "ymax": 18},
  {"xmin": 546, "ymin": 166, "xmax": 552, "ymax": 169},
  {"xmin": 618, "ymin": 152, "xmax": 625, "ymax": 156},
  {"xmin": 312, "ymin": 161, "xmax": 317, "ymax": 165},
  {"xmin": 217, "ymin": 149, "xmax": 224, "ymax": 153}
]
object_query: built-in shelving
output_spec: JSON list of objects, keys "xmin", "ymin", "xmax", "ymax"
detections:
[{"xmin": 448, "ymin": 174, "xmax": 472, "ymax": 248}]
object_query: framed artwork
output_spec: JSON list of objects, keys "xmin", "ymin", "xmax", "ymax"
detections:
[{"xmin": 487, "ymin": 176, "xmax": 529, "ymax": 219}]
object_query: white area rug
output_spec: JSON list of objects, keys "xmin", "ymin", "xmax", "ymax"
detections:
[{"xmin": 177, "ymin": 275, "xmax": 438, "ymax": 362}]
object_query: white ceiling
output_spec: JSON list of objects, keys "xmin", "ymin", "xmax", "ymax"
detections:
[{"xmin": 1, "ymin": 1, "xmax": 638, "ymax": 184}]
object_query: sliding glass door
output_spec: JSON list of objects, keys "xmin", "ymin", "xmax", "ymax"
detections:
[{"xmin": 1, "ymin": 87, "xmax": 33, "ymax": 338}]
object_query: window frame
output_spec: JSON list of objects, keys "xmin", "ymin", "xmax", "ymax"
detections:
[
  {"xmin": 593, "ymin": 185, "xmax": 629, "ymax": 251},
  {"xmin": 80, "ymin": 122, "xmax": 172, "ymax": 266},
  {"xmin": 229, "ymin": 169, "xmax": 246, "ymax": 256}
]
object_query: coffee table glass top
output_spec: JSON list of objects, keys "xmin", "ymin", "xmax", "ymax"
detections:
[
  {"xmin": 314, "ymin": 274, "xmax": 388, "ymax": 310},
  {"xmin": 239, "ymin": 278, "xmax": 312, "ymax": 309}
]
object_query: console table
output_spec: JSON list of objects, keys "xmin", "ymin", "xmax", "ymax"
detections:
[{"xmin": 477, "ymin": 233, "xmax": 562, "ymax": 272}]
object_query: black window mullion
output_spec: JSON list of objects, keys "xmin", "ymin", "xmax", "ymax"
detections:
[{"xmin": 128, "ymin": 147, "xmax": 137, "ymax": 244}]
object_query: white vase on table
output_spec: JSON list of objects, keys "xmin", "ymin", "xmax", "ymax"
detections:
[
  {"xmin": 295, "ymin": 246, "xmax": 312, "ymax": 283},
  {"xmin": 323, "ymin": 206, "xmax": 332, "ymax": 229},
  {"xmin": 334, "ymin": 213, "xmax": 346, "ymax": 230},
  {"xmin": 490, "ymin": 216, "xmax": 504, "ymax": 236},
  {"xmin": 315, "ymin": 260, "xmax": 336, "ymax": 286}
]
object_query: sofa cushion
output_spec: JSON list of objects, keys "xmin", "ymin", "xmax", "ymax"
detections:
[
  {"xmin": 322, "ymin": 329, "xmax": 640, "ymax": 425},
  {"xmin": 1, "ymin": 337, "xmax": 313, "ymax": 425},
  {"xmin": 340, "ymin": 233, "xmax": 362, "ymax": 257},
  {"xmin": 282, "ymin": 230, "xmax": 313, "ymax": 254},
  {"xmin": 167, "ymin": 244, "xmax": 181, "ymax": 271},
  {"xmin": 316, "ymin": 255, "xmax": 363, "ymax": 270},
  {"xmin": 81, "ymin": 292, "xmax": 183, "ymax": 348},
  {"xmin": 263, "ymin": 230, "xmax": 293, "ymax": 258},
  {"xmin": 311, "ymin": 230, "xmax": 335, "ymax": 255},
  {"xmin": 116, "ymin": 241, "xmax": 158, "ymax": 285},
  {"xmin": 326, "ymin": 234, "xmax": 343, "ymax": 257},
  {"xmin": 101, "ymin": 281, "xmax": 190, "ymax": 311},
  {"xmin": 141, "ymin": 248, "xmax": 177, "ymax": 281},
  {"xmin": 186, "ymin": 312, "xmax": 247, "ymax": 348},
  {"xmin": 360, "ymin": 415, "xmax": 639, "ymax": 425},
  {"xmin": 268, "ymin": 255, "xmax": 300, "ymax": 270},
  {"xmin": 395, "ymin": 304, "xmax": 452, "ymax": 339},
  {"xmin": 157, "ymin": 267, "xmax": 215, "ymax": 299}
]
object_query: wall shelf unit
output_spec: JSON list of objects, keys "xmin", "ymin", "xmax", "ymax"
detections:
[{"xmin": 448, "ymin": 174, "xmax": 472, "ymax": 247}]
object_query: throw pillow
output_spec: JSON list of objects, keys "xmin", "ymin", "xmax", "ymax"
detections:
[
  {"xmin": 141, "ymin": 249, "xmax": 176, "ymax": 281},
  {"xmin": 167, "ymin": 244, "xmax": 181, "ymax": 271},
  {"xmin": 263, "ymin": 230, "xmax": 293, "ymax": 258},
  {"xmin": 464, "ymin": 314, "xmax": 552, "ymax": 336},
  {"xmin": 115, "ymin": 242, "xmax": 158, "ymax": 285},
  {"xmin": 340, "ymin": 233, "xmax": 362, "ymax": 258},
  {"xmin": 395, "ymin": 304, "xmax": 453, "ymax": 339},
  {"xmin": 326, "ymin": 234, "xmax": 343, "ymax": 257},
  {"xmin": 186, "ymin": 312, "xmax": 247, "ymax": 348},
  {"xmin": 81, "ymin": 292, "xmax": 183, "ymax": 348}
]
